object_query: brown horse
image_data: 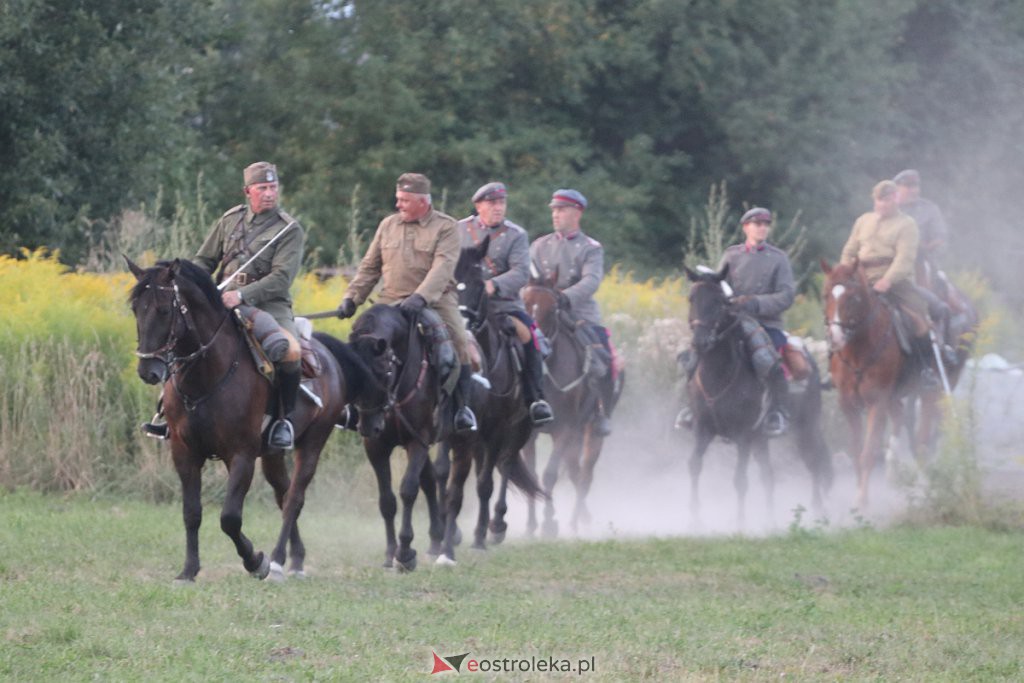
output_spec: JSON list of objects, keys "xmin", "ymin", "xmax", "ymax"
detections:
[
  {"xmin": 432, "ymin": 241, "xmax": 544, "ymax": 563},
  {"xmin": 128, "ymin": 258, "xmax": 356, "ymax": 582},
  {"xmin": 342, "ymin": 303, "xmax": 446, "ymax": 571},
  {"xmin": 519, "ymin": 277, "xmax": 618, "ymax": 537},
  {"xmin": 821, "ymin": 258, "xmax": 932, "ymax": 509}
]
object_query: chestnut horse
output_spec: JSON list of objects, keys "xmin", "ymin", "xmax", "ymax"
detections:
[
  {"xmin": 518, "ymin": 277, "xmax": 618, "ymax": 537},
  {"xmin": 683, "ymin": 265, "xmax": 832, "ymax": 528},
  {"xmin": 128, "ymin": 258, "xmax": 356, "ymax": 582},
  {"xmin": 821, "ymin": 258, "xmax": 934, "ymax": 509}
]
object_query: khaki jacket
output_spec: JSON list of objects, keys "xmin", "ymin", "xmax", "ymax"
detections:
[
  {"xmin": 195, "ymin": 204, "xmax": 303, "ymax": 330},
  {"xmin": 345, "ymin": 208, "xmax": 460, "ymax": 305},
  {"xmin": 840, "ymin": 211, "xmax": 919, "ymax": 284}
]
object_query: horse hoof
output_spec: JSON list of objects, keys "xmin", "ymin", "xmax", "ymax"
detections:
[
  {"xmin": 250, "ymin": 553, "xmax": 271, "ymax": 580},
  {"xmin": 490, "ymin": 529, "xmax": 506, "ymax": 545},
  {"xmin": 395, "ymin": 554, "xmax": 417, "ymax": 573},
  {"xmin": 541, "ymin": 520, "xmax": 558, "ymax": 539},
  {"xmin": 435, "ymin": 554, "xmax": 457, "ymax": 567},
  {"xmin": 288, "ymin": 569, "xmax": 307, "ymax": 580},
  {"xmin": 268, "ymin": 561, "xmax": 287, "ymax": 582},
  {"xmin": 471, "ymin": 540, "xmax": 487, "ymax": 551},
  {"xmin": 172, "ymin": 576, "xmax": 196, "ymax": 586}
]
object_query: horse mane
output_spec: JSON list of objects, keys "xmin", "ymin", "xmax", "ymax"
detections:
[
  {"xmin": 313, "ymin": 331, "xmax": 372, "ymax": 398},
  {"xmin": 129, "ymin": 259, "xmax": 225, "ymax": 313},
  {"xmin": 350, "ymin": 303, "xmax": 407, "ymax": 341}
]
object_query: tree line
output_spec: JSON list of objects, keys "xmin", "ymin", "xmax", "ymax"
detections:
[{"xmin": 3, "ymin": 0, "xmax": 1023, "ymax": 298}]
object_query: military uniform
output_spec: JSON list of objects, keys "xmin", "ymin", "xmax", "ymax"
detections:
[
  {"xmin": 345, "ymin": 207, "xmax": 469, "ymax": 363},
  {"xmin": 529, "ymin": 230, "xmax": 604, "ymax": 326},
  {"xmin": 839, "ymin": 208, "xmax": 927, "ymax": 321},
  {"xmin": 458, "ymin": 215, "xmax": 530, "ymax": 316},
  {"xmin": 717, "ymin": 242, "xmax": 795, "ymax": 333},
  {"xmin": 195, "ymin": 204, "xmax": 304, "ymax": 338}
]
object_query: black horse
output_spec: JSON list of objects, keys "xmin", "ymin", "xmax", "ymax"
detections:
[
  {"xmin": 339, "ymin": 303, "xmax": 446, "ymax": 571},
  {"xmin": 127, "ymin": 258, "xmax": 356, "ymax": 582},
  {"xmin": 683, "ymin": 265, "xmax": 832, "ymax": 528},
  {"xmin": 432, "ymin": 241, "xmax": 544, "ymax": 564}
]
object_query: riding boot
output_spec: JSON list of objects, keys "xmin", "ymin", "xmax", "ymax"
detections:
[
  {"xmin": 763, "ymin": 364, "xmax": 790, "ymax": 437},
  {"xmin": 522, "ymin": 342, "xmax": 554, "ymax": 425},
  {"xmin": 453, "ymin": 363, "xmax": 478, "ymax": 433},
  {"xmin": 674, "ymin": 349, "xmax": 698, "ymax": 430},
  {"xmin": 141, "ymin": 392, "xmax": 168, "ymax": 440},
  {"xmin": 269, "ymin": 363, "xmax": 301, "ymax": 449},
  {"xmin": 914, "ymin": 335, "xmax": 941, "ymax": 390}
]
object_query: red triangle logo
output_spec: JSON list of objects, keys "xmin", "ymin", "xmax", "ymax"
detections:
[{"xmin": 431, "ymin": 651, "xmax": 455, "ymax": 675}]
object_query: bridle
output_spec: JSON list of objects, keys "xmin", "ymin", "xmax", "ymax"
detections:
[
  {"xmin": 134, "ymin": 281, "xmax": 232, "ymax": 373},
  {"xmin": 456, "ymin": 266, "xmax": 489, "ymax": 335},
  {"xmin": 824, "ymin": 275, "xmax": 894, "ymax": 384},
  {"xmin": 688, "ymin": 281, "xmax": 741, "ymax": 350},
  {"xmin": 522, "ymin": 283, "xmax": 592, "ymax": 393}
]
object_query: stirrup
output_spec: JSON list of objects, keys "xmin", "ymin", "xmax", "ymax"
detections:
[
  {"xmin": 763, "ymin": 410, "xmax": 788, "ymax": 437},
  {"xmin": 941, "ymin": 344, "xmax": 958, "ymax": 366},
  {"xmin": 529, "ymin": 400, "xmax": 554, "ymax": 425},
  {"xmin": 269, "ymin": 419, "xmax": 295, "ymax": 449},
  {"xmin": 674, "ymin": 406, "xmax": 693, "ymax": 431},
  {"xmin": 592, "ymin": 414, "xmax": 612, "ymax": 437},
  {"xmin": 454, "ymin": 407, "xmax": 478, "ymax": 433},
  {"xmin": 337, "ymin": 404, "xmax": 359, "ymax": 431},
  {"xmin": 920, "ymin": 367, "xmax": 941, "ymax": 390},
  {"xmin": 141, "ymin": 419, "xmax": 168, "ymax": 440}
]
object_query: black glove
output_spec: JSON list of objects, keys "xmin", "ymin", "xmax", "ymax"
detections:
[
  {"xmin": 337, "ymin": 298, "xmax": 356, "ymax": 319},
  {"xmin": 731, "ymin": 295, "xmax": 758, "ymax": 314},
  {"xmin": 557, "ymin": 291, "xmax": 572, "ymax": 310},
  {"xmin": 400, "ymin": 293, "xmax": 427, "ymax": 314}
]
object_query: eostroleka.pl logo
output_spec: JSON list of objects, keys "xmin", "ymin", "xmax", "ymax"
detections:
[{"xmin": 430, "ymin": 650, "xmax": 596, "ymax": 675}]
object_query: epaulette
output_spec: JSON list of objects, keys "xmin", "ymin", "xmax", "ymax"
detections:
[
  {"xmin": 585, "ymin": 235, "xmax": 602, "ymax": 248},
  {"xmin": 277, "ymin": 209, "xmax": 299, "ymax": 226},
  {"xmin": 763, "ymin": 243, "xmax": 788, "ymax": 257},
  {"xmin": 221, "ymin": 204, "xmax": 246, "ymax": 218}
]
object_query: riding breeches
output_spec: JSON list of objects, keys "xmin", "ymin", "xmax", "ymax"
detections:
[{"xmin": 431, "ymin": 292, "xmax": 471, "ymax": 365}]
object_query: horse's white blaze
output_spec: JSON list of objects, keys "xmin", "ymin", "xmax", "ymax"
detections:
[{"xmin": 829, "ymin": 284, "xmax": 847, "ymax": 348}]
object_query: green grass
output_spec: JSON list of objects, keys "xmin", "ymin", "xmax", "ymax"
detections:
[{"xmin": 2, "ymin": 489, "xmax": 1023, "ymax": 681}]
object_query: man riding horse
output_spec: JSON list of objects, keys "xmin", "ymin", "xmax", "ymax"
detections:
[
  {"xmin": 142, "ymin": 161, "xmax": 305, "ymax": 450},
  {"xmin": 677, "ymin": 207, "xmax": 795, "ymax": 437},
  {"xmin": 458, "ymin": 181, "xmax": 553, "ymax": 426},
  {"xmin": 839, "ymin": 179, "xmax": 953, "ymax": 387},
  {"xmin": 336, "ymin": 172, "xmax": 477, "ymax": 433},
  {"xmin": 529, "ymin": 188, "xmax": 619, "ymax": 437}
]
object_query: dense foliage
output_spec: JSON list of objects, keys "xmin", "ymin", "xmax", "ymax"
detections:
[{"xmin": 2, "ymin": 1, "xmax": 1023, "ymax": 295}]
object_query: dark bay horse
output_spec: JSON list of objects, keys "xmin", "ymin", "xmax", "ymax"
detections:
[
  {"xmin": 340, "ymin": 303, "xmax": 446, "ymax": 571},
  {"xmin": 128, "ymin": 258, "xmax": 355, "ymax": 582},
  {"xmin": 684, "ymin": 265, "xmax": 832, "ymax": 527},
  {"xmin": 432, "ymin": 241, "xmax": 544, "ymax": 564},
  {"xmin": 519, "ymin": 276, "xmax": 614, "ymax": 537}
]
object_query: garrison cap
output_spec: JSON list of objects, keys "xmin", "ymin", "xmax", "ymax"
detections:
[
  {"xmin": 893, "ymin": 169, "xmax": 920, "ymax": 187},
  {"xmin": 740, "ymin": 207, "xmax": 772, "ymax": 224},
  {"xmin": 396, "ymin": 172, "xmax": 431, "ymax": 194},
  {"xmin": 872, "ymin": 180, "xmax": 899, "ymax": 200},
  {"xmin": 244, "ymin": 161, "xmax": 278, "ymax": 186},
  {"xmin": 472, "ymin": 182, "xmax": 508, "ymax": 203},
  {"xmin": 549, "ymin": 188, "xmax": 587, "ymax": 210}
]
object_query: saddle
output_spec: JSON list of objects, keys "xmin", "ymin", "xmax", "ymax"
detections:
[
  {"xmin": 414, "ymin": 307, "xmax": 459, "ymax": 396},
  {"xmin": 558, "ymin": 309, "xmax": 609, "ymax": 381},
  {"xmin": 233, "ymin": 306, "xmax": 323, "ymax": 382}
]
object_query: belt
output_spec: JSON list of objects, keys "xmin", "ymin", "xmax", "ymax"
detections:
[{"xmin": 860, "ymin": 256, "xmax": 893, "ymax": 268}]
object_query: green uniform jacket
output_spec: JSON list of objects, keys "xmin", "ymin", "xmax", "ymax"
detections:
[{"xmin": 195, "ymin": 204, "xmax": 304, "ymax": 333}]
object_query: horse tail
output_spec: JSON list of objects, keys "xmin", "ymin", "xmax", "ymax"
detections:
[
  {"xmin": 313, "ymin": 331, "xmax": 371, "ymax": 400},
  {"xmin": 501, "ymin": 451, "xmax": 547, "ymax": 500}
]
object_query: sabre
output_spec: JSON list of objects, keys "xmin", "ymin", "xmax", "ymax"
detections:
[
  {"xmin": 217, "ymin": 220, "xmax": 297, "ymax": 291},
  {"xmin": 929, "ymin": 329, "xmax": 954, "ymax": 399}
]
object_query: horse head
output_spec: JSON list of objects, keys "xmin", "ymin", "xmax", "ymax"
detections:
[
  {"xmin": 348, "ymin": 304, "xmax": 413, "ymax": 438},
  {"xmin": 455, "ymin": 236, "xmax": 490, "ymax": 329},
  {"xmin": 821, "ymin": 257, "xmax": 872, "ymax": 350},
  {"xmin": 127, "ymin": 256, "xmax": 227, "ymax": 385},
  {"xmin": 522, "ymin": 268, "xmax": 562, "ymax": 337},
  {"xmin": 683, "ymin": 263, "xmax": 733, "ymax": 354}
]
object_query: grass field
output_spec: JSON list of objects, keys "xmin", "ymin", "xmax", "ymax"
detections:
[{"xmin": 2, "ymin": 488, "xmax": 1023, "ymax": 681}]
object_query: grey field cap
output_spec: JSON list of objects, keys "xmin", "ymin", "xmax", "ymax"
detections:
[
  {"xmin": 740, "ymin": 207, "xmax": 772, "ymax": 224},
  {"xmin": 472, "ymin": 182, "xmax": 508, "ymax": 203},
  {"xmin": 549, "ymin": 189, "xmax": 587, "ymax": 210}
]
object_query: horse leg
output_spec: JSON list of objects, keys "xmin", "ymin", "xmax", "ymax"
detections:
[
  {"xmin": 752, "ymin": 437, "xmax": 774, "ymax": 528},
  {"xmin": 267, "ymin": 435, "xmax": 327, "ymax": 580},
  {"xmin": 542, "ymin": 429, "xmax": 575, "ymax": 538},
  {"xmin": 220, "ymin": 454, "xmax": 269, "ymax": 579},
  {"xmin": 858, "ymin": 403, "xmax": 890, "ymax": 511},
  {"xmin": 734, "ymin": 439, "xmax": 752, "ymax": 532},
  {"xmin": 172, "ymin": 450, "xmax": 203, "ymax": 583},
  {"xmin": 572, "ymin": 428, "xmax": 603, "ymax": 533},
  {"xmin": 473, "ymin": 446, "xmax": 499, "ymax": 550},
  {"xmin": 688, "ymin": 428, "xmax": 714, "ymax": 530},
  {"xmin": 797, "ymin": 423, "xmax": 831, "ymax": 517},
  {"xmin": 419, "ymin": 451, "xmax": 444, "ymax": 557},
  {"xmin": 841, "ymin": 403, "xmax": 865, "ymax": 508},
  {"xmin": 490, "ymin": 471, "xmax": 510, "ymax": 544},
  {"xmin": 366, "ymin": 440, "xmax": 398, "ymax": 569},
  {"xmin": 439, "ymin": 440, "xmax": 475, "ymax": 564},
  {"xmin": 395, "ymin": 443, "xmax": 429, "ymax": 572},
  {"xmin": 522, "ymin": 434, "xmax": 539, "ymax": 538}
]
